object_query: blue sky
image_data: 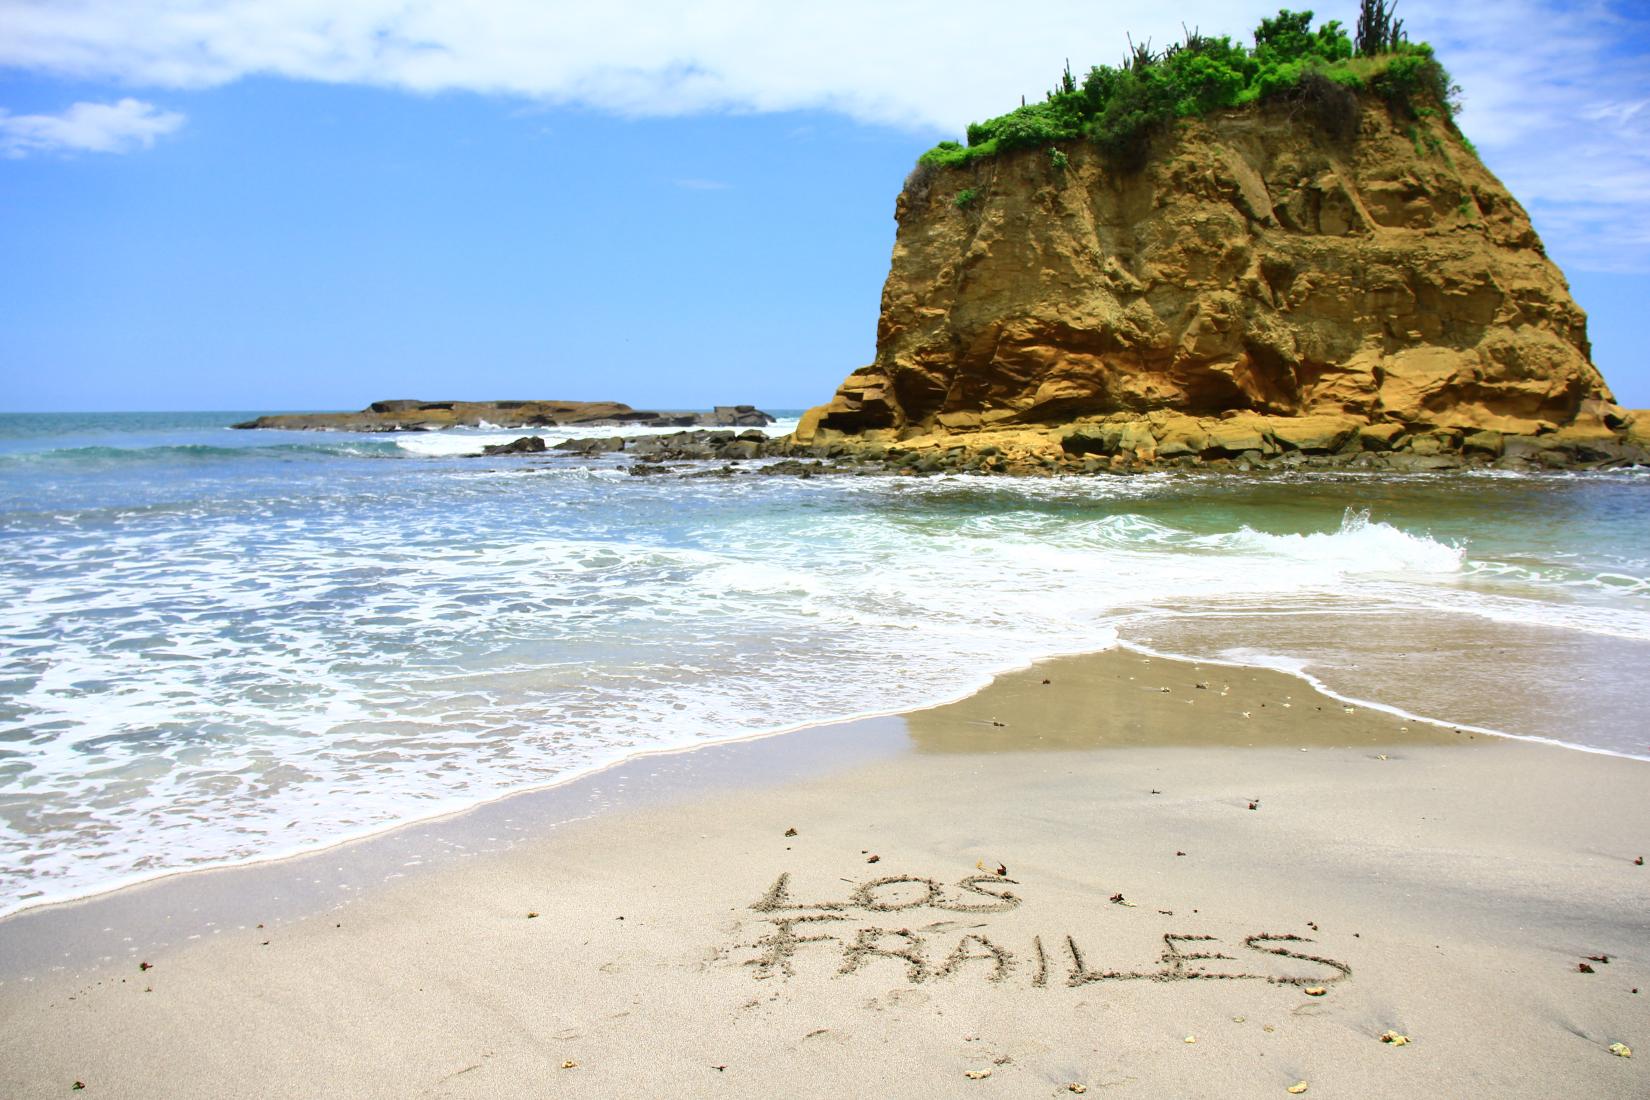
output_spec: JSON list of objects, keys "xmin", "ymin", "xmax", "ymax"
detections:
[{"xmin": 1, "ymin": 0, "xmax": 1647, "ymax": 412}]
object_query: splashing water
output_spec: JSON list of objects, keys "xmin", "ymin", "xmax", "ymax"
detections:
[{"xmin": 0, "ymin": 412, "xmax": 1646, "ymax": 914}]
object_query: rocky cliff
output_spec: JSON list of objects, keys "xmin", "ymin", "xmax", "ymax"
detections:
[{"xmin": 799, "ymin": 92, "xmax": 1639, "ymax": 472}]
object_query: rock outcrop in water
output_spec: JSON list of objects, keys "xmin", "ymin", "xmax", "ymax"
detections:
[
  {"xmin": 479, "ymin": 435, "xmax": 549, "ymax": 455},
  {"xmin": 795, "ymin": 89, "xmax": 1643, "ymax": 473},
  {"xmin": 233, "ymin": 401, "xmax": 774, "ymax": 433}
]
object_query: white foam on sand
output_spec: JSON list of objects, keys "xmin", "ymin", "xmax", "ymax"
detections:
[
  {"xmin": 390, "ymin": 417, "xmax": 803, "ymax": 457},
  {"xmin": 3, "ymin": 473, "xmax": 1646, "ymax": 917}
]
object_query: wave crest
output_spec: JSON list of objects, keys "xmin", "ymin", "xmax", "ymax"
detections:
[
  {"xmin": 1212, "ymin": 507, "xmax": 1464, "ymax": 574},
  {"xmin": 0, "ymin": 440, "xmax": 403, "ymax": 464}
]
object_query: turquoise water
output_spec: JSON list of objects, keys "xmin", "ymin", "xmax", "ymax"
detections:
[{"xmin": 1, "ymin": 411, "xmax": 1647, "ymax": 914}]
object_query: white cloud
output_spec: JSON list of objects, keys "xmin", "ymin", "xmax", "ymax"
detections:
[
  {"xmin": 0, "ymin": 97, "xmax": 185, "ymax": 157},
  {"xmin": 0, "ymin": 1, "xmax": 1645, "ymax": 268},
  {"xmin": 1405, "ymin": 0, "xmax": 1650, "ymax": 273},
  {"xmin": 0, "ymin": 1, "xmax": 1266, "ymax": 126}
]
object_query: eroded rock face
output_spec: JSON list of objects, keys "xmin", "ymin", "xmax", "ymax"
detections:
[{"xmin": 807, "ymin": 95, "xmax": 1626, "ymax": 454}]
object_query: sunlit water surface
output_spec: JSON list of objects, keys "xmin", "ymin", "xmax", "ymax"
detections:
[{"xmin": 2, "ymin": 411, "xmax": 1646, "ymax": 913}]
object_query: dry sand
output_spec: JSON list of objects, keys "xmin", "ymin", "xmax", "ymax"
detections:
[{"xmin": 0, "ymin": 650, "xmax": 1645, "ymax": 1098}]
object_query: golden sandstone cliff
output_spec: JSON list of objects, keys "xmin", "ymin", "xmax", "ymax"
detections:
[{"xmin": 797, "ymin": 92, "xmax": 1644, "ymax": 473}]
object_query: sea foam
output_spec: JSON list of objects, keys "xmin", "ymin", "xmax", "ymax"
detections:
[
  {"xmin": 1212, "ymin": 507, "xmax": 1466, "ymax": 573},
  {"xmin": 2, "ymin": 414, "xmax": 1647, "ymax": 916},
  {"xmin": 392, "ymin": 417, "xmax": 803, "ymax": 457}
]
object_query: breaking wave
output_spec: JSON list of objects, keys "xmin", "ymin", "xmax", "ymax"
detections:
[
  {"xmin": 1210, "ymin": 507, "xmax": 1466, "ymax": 573},
  {"xmin": 1, "ymin": 413, "xmax": 1646, "ymax": 917}
]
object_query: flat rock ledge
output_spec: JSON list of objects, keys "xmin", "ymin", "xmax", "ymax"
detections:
[
  {"xmin": 473, "ymin": 408, "xmax": 1650, "ymax": 478},
  {"xmin": 231, "ymin": 400, "xmax": 773, "ymax": 432},
  {"xmin": 794, "ymin": 411, "xmax": 1649, "ymax": 476}
]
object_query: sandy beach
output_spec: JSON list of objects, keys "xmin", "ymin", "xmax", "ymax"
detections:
[
  {"xmin": 0, "ymin": 649, "xmax": 1644, "ymax": 1098},
  {"xmin": 7, "ymin": 4, "xmax": 1650, "ymax": 1098}
]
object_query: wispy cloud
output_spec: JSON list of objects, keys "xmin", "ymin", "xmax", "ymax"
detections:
[
  {"xmin": 0, "ymin": 97, "xmax": 185, "ymax": 158},
  {"xmin": 1409, "ymin": 0, "xmax": 1650, "ymax": 273},
  {"xmin": 0, "ymin": 0, "xmax": 1226, "ymax": 126},
  {"xmin": 0, "ymin": 1, "xmax": 1644, "ymax": 268},
  {"xmin": 674, "ymin": 178, "xmax": 730, "ymax": 190}
]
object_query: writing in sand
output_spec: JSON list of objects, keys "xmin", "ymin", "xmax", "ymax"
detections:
[{"xmin": 738, "ymin": 872, "xmax": 1353, "ymax": 990}]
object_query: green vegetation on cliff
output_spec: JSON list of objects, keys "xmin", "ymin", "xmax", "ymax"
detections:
[{"xmin": 918, "ymin": 5, "xmax": 1456, "ymax": 170}]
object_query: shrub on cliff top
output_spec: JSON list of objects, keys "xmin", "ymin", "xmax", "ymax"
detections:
[{"xmin": 916, "ymin": 7, "xmax": 1457, "ymax": 173}]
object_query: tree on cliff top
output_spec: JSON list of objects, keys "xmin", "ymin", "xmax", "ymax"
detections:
[
  {"xmin": 918, "ymin": 7, "xmax": 1454, "ymax": 171},
  {"xmin": 1355, "ymin": 0, "xmax": 1408, "ymax": 56}
]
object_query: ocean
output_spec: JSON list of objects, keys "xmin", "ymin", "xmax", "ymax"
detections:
[{"xmin": 2, "ymin": 410, "xmax": 1647, "ymax": 916}]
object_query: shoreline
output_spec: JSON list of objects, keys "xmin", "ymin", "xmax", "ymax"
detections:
[
  {"xmin": 0, "ymin": 640, "xmax": 1096, "ymax": 926},
  {"xmin": 4, "ymin": 619, "xmax": 1645, "ymax": 929},
  {"xmin": 4, "ymin": 633, "xmax": 1646, "ymax": 928},
  {"xmin": 1, "ymin": 646, "xmax": 1644, "ymax": 1096}
]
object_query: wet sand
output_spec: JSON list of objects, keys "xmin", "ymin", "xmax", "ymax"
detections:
[{"xmin": 0, "ymin": 650, "xmax": 1645, "ymax": 1097}]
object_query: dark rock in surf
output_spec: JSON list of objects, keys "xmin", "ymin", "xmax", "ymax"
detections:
[{"xmin": 478, "ymin": 435, "xmax": 548, "ymax": 456}]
